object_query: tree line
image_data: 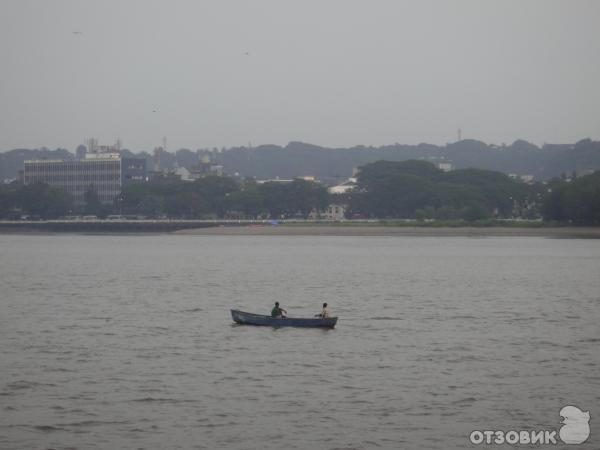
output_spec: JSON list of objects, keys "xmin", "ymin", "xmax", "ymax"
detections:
[
  {"xmin": 1, "ymin": 160, "xmax": 599, "ymax": 224},
  {"xmin": 347, "ymin": 160, "xmax": 540, "ymax": 221},
  {"xmin": 0, "ymin": 176, "xmax": 330, "ymax": 220},
  {"xmin": 542, "ymin": 171, "xmax": 600, "ymax": 225}
]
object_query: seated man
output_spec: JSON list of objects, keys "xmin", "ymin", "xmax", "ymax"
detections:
[
  {"xmin": 316, "ymin": 302, "xmax": 330, "ymax": 318},
  {"xmin": 271, "ymin": 301, "xmax": 287, "ymax": 318}
]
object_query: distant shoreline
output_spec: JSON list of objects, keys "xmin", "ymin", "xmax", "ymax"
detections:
[
  {"xmin": 1, "ymin": 220, "xmax": 599, "ymax": 238},
  {"xmin": 174, "ymin": 225, "xmax": 600, "ymax": 238}
]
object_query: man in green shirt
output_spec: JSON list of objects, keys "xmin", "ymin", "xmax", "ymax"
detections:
[{"xmin": 271, "ymin": 302, "xmax": 287, "ymax": 318}]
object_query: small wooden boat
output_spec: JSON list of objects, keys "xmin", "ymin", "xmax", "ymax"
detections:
[{"xmin": 231, "ymin": 309, "xmax": 338, "ymax": 328}]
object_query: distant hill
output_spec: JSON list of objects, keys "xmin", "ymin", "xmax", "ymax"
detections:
[
  {"xmin": 0, "ymin": 148, "xmax": 73, "ymax": 182},
  {"xmin": 2, "ymin": 139, "xmax": 599, "ymax": 183},
  {"xmin": 541, "ymin": 139, "xmax": 600, "ymax": 177},
  {"xmin": 219, "ymin": 139, "xmax": 600, "ymax": 182}
]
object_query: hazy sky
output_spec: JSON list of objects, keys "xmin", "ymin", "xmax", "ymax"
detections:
[{"xmin": 1, "ymin": 0, "xmax": 599, "ymax": 152}]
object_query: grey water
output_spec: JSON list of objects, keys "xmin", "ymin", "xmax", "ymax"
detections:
[{"xmin": 0, "ymin": 234, "xmax": 598, "ymax": 450}]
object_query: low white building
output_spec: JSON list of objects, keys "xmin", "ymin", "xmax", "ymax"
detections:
[
  {"xmin": 328, "ymin": 177, "xmax": 357, "ymax": 194},
  {"xmin": 520, "ymin": 175, "xmax": 535, "ymax": 184},
  {"xmin": 175, "ymin": 167, "xmax": 193, "ymax": 181},
  {"xmin": 437, "ymin": 162, "xmax": 454, "ymax": 172},
  {"xmin": 508, "ymin": 174, "xmax": 535, "ymax": 184},
  {"xmin": 257, "ymin": 176, "xmax": 317, "ymax": 184},
  {"xmin": 308, "ymin": 204, "xmax": 346, "ymax": 221},
  {"xmin": 256, "ymin": 178, "xmax": 294, "ymax": 184}
]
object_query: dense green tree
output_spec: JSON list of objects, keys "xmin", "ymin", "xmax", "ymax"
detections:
[
  {"xmin": 165, "ymin": 191, "xmax": 208, "ymax": 218},
  {"xmin": 350, "ymin": 160, "xmax": 531, "ymax": 220},
  {"xmin": 0, "ymin": 185, "xmax": 16, "ymax": 218},
  {"xmin": 258, "ymin": 182, "xmax": 289, "ymax": 218},
  {"xmin": 225, "ymin": 187, "xmax": 263, "ymax": 218},
  {"xmin": 137, "ymin": 195, "xmax": 165, "ymax": 218},
  {"xmin": 461, "ymin": 204, "xmax": 490, "ymax": 221},
  {"xmin": 285, "ymin": 179, "xmax": 329, "ymax": 218},
  {"xmin": 542, "ymin": 171, "xmax": 600, "ymax": 224},
  {"xmin": 15, "ymin": 183, "xmax": 73, "ymax": 219},
  {"xmin": 84, "ymin": 185, "xmax": 103, "ymax": 216},
  {"xmin": 256, "ymin": 179, "xmax": 329, "ymax": 219},
  {"xmin": 119, "ymin": 175, "xmax": 241, "ymax": 218},
  {"xmin": 192, "ymin": 176, "xmax": 239, "ymax": 216}
]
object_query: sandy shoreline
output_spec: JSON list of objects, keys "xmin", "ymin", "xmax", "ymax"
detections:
[{"xmin": 174, "ymin": 225, "xmax": 600, "ymax": 238}]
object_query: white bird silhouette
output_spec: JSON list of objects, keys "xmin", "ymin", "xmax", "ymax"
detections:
[{"xmin": 559, "ymin": 405, "xmax": 590, "ymax": 445}]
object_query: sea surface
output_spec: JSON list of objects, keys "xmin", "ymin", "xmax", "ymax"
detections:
[{"xmin": 0, "ymin": 234, "xmax": 598, "ymax": 450}]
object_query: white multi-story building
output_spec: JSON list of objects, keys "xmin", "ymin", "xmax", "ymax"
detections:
[{"xmin": 23, "ymin": 152, "xmax": 146, "ymax": 204}]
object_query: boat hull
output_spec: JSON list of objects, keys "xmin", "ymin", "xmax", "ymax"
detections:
[{"xmin": 231, "ymin": 309, "xmax": 337, "ymax": 328}]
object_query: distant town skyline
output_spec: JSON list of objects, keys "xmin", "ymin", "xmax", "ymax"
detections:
[{"xmin": 1, "ymin": 0, "xmax": 599, "ymax": 152}]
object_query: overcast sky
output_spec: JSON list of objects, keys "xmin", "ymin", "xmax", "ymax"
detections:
[{"xmin": 0, "ymin": 0, "xmax": 599, "ymax": 152}]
